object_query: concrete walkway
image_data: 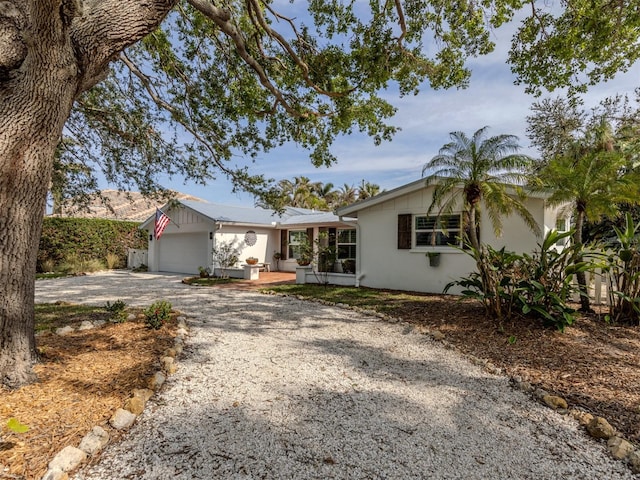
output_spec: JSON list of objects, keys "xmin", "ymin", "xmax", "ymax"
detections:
[{"xmin": 34, "ymin": 271, "xmax": 636, "ymax": 480}]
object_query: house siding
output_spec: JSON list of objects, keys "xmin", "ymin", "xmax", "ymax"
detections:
[{"xmin": 355, "ymin": 186, "xmax": 551, "ymax": 294}]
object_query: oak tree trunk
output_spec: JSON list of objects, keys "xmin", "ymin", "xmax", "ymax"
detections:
[
  {"xmin": 0, "ymin": 0, "xmax": 176, "ymax": 387},
  {"xmin": 0, "ymin": 6, "xmax": 80, "ymax": 387}
]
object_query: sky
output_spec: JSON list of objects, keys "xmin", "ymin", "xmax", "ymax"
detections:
[{"xmin": 148, "ymin": 11, "xmax": 640, "ymax": 208}]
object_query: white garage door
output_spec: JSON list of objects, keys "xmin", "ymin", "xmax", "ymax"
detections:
[{"xmin": 158, "ymin": 232, "xmax": 209, "ymax": 274}]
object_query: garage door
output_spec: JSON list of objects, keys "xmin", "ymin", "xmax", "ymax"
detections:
[{"xmin": 158, "ymin": 232, "xmax": 209, "ymax": 274}]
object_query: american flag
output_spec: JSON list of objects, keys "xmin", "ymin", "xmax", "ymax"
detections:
[{"xmin": 154, "ymin": 209, "xmax": 171, "ymax": 240}]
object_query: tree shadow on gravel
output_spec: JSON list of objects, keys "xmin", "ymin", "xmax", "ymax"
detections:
[{"xmin": 77, "ymin": 373, "xmax": 635, "ymax": 480}]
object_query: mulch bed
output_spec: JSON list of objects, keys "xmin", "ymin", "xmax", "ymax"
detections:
[{"xmin": 0, "ymin": 316, "xmax": 176, "ymax": 480}]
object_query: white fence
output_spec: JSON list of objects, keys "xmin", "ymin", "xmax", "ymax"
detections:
[{"xmin": 127, "ymin": 249, "xmax": 148, "ymax": 269}]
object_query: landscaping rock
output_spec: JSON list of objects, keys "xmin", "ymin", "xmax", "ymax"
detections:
[
  {"xmin": 132, "ymin": 388, "xmax": 154, "ymax": 402},
  {"xmin": 164, "ymin": 347, "xmax": 177, "ymax": 358},
  {"xmin": 78, "ymin": 321, "xmax": 94, "ymax": 331},
  {"xmin": 41, "ymin": 467, "xmax": 68, "ymax": 480},
  {"xmin": 78, "ymin": 426, "xmax": 110, "ymax": 455},
  {"xmin": 161, "ymin": 356, "xmax": 176, "ymax": 374},
  {"xmin": 607, "ymin": 436, "xmax": 635, "ymax": 460},
  {"xmin": 570, "ymin": 409, "xmax": 594, "ymax": 427},
  {"xmin": 543, "ymin": 395, "xmax": 568, "ymax": 410},
  {"xmin": 586, "ymin": 416, "xmax": 616, "ymax": 439},
  {"xmin": 127, "ymin": 313, "xmax": 136, "ymax": 321},
  {"xmin": 174, "ymin": 344, "xmax": 183, "ymax": 355},
  {"xmin": 55, "ymin": 326, "xmax": 74, "ymax": 336},
  {"xmin": 148, "ymin": 371, "xmax": 166, "ymax": 391},
  {"xmin": 109, "ymin": 408, "xmax": 137, "ymax": 430},
  {"xmin": 48, "ymin": 445, "xmax": 87, "ymax": 472},
  {"xmin": 628, "ymin": 450, "xmax": 640, "ymax": 473},
  {"xmin": 124, "ymin": 396, "xmax": 146, "ymax": 415},
  {"xmin": 176, "ymin": 327, "xmax": 188, "ymax": 337},
  {"xmin": 431, "ymin": 330, "xmax": 445, "ymax": 341}
]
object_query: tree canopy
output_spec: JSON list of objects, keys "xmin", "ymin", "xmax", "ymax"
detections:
[
  {"xmin": 527, "ymin": 93, "xmax": 640, "ymax": 311},
  {"xmin": 53, "ymin": 0, "xmax": 640, "ymax": 207}
]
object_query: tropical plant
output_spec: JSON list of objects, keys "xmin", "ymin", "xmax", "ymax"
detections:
[
  {"xmin": 357, "ymin": 180, "xmax": 382, "ymax": 201},
  {"xmin": 603, "ymin": 213, "xmax": 640, "ymax": 324},
  {"xmin": 198, "ymin": 266, "xmax": 211, "ymax": 278},
  {"xmin": 445, "ymin": 230, "xmax": 593, "ymax": 331},
  {"xmin": 422, "ymin": 126, "xmax": 540, "ymax": 253},
  {"xmin": 527, "ymin": 96, "xmax": 640, "ymax": 311}
]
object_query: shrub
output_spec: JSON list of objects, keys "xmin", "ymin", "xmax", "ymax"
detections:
[
  {"xmin": 446, "ymin": 230, "xmax": 594, "ymax": 331},
  {"xmin": 144, "ymin": 300, "xmax": 172, "ymax": 329},
  {"xmin": 104, "ymin": 299, "xmax": 128, "ymax": 322}
]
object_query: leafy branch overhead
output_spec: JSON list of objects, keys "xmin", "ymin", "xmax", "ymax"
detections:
[{"xmin": 55, "ymin": 0, "xmax": 640, "ymax": 206}]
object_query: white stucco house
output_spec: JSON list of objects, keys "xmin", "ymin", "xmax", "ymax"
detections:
[
  {"xmin": 139, "ymin": 200, "xmax": 357, "ymax": 275},
  {"xmin": 335, "ymin": 178, "xmax": 568, "ymax": 294}
]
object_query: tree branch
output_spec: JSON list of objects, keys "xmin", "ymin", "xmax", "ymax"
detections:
[{"xmin": 71, "ymin": 0, "xmax": 177, "ymax": 94}]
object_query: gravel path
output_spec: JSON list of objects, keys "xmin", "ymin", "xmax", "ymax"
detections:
[{"xmin": 36, "ymin": 271, "xmax": 636, "ymax": 479}]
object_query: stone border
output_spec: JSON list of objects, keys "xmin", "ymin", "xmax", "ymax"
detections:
[
  {"xmin": 40, "ymin": 315, "xmax": 189, "ymax": 480},
  {"xmin": 262, "ymin": 290, "xmax": 640, "ymax": 475}
]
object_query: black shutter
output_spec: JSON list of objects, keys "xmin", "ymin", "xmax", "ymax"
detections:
[
  {"xmin": 280, "ymin": 230, "xmax": 288, "ymax": 260},
  {"xmin": 398, "ymin": 214, "xmax": 412, "ymax": 249}
]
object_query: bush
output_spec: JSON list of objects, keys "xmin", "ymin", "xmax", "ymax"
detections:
[
  {"xmin": 446, "ymin": 230, "xmax": 594, "ymax": 331},
  {"xmin": 144, "ymin": 300, "xmax": 172, "ymax": 329},
  {"xmin": 104, "ymin": 299, "xmax": 128, "ymax": 323},
  {"xmin": 38, "ymin": 217, "xmax": 147, "ymax": 273}
]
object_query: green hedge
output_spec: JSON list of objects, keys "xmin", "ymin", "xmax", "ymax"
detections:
[{"xmin": 38, "ymin": 217, "xmax": 148, "ymax": 272}]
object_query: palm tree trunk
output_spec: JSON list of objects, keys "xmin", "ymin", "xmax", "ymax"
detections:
[{"xmin": 574, "ymin": 210, "xmax": 592, "ymax": 312}]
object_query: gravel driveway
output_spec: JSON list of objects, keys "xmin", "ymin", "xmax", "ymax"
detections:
[{"xmin": 35, "ymin": 271, "xmax": 636, "ymax": 479}]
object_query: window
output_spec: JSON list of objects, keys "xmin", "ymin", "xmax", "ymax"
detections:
[
  {"xmin": 555, "ymin": 217, "xmax": 570, "ymax": 247},
  {"xmin": 415, "ymin": 215, "xmax": 461, "ymax": 247},
  {"xmin": 337, "ymin": 229, "xmax": 356, "ymax": 260},
  {"xmin": 288, "ymin": 230, "xmax": 307, "ymax": 259}
]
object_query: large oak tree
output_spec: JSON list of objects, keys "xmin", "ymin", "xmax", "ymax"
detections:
[{"xmin": 1, "ymin": 1, "xmax": 639, "ymax": 387}]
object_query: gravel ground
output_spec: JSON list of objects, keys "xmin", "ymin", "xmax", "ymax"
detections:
[{"xmin": 36, "ymin": 271, "xmax": 637, "ymax": 479}]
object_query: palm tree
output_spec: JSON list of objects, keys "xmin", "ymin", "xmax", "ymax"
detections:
[
  {"xmin": 532, "ymin": 119, "xmax": 640, "ymax": 311},
  {"xmin": 357, "ymin": 180, "xmax": 381, "ymax": 200},
  {"xmin": 422, "ymin": 126, "xmax": 539, "ymax": 252},
  {"xmin": 336, "ymin": 184, "xmax": 357, "ymax": 207}
]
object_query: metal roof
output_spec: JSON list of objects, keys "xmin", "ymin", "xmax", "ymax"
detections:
[{"xmin": 140, "ymin": 200, "xmax": 355, "ymax": 229}]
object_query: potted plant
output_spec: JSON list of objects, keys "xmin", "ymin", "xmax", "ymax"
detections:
[
  {"xmin": 245, "ymin": 256, "xmax": 259, "ymax": 265},
  {"xmin": 427, "ymin": 252, "xmax": 441, "ymax": 267},
  {"xmin": 296, "ymin": 255, "xmax": 312, "ymax": 266},
  {"xmin": 296, "ymin": 236, "xmax": 314, "ymax": 266},
  {"xmin": 273, "ymin": 251, "xmax": 282, "ymax": 270}
]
